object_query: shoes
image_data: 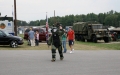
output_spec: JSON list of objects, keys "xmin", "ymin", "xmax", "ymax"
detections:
[
  {"xmin": 51, "ymin": 57, "xmax": 64, "ymax": 62},
  {"xmin": 63, "ymin": 51, "xmax": 66, "ymax": 53},
  {"xmin": 63, "ymin": 50, "xmax": 67, "ymax": 53},
  {"xmin": 60, "ymin": 57, "xmax": 64, "ymax": 60},
  {"xmin": 51, "ymin": 60, "xmax": 55, "ymax": 62},
  {"xmin": 70, "ymin": 51, "xmax": 73, "ymax": 53},
  {"xmin": 72, "ymin": 49, "xmax": 74, "ymax": 53},
  {"xmin": 51, "ymin": 58, "xmax": 56, "ymax": 62},
  {"xmin": 70, "ymin": 49, "xmax": 74, "ymax": 54}
]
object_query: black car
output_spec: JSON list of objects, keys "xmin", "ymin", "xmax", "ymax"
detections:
[{"xmin": 0, "ymin": 30, "xmax": 24, "ymax": 48}]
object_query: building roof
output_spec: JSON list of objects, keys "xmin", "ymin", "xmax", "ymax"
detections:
[{"xmin": 0, "ymin": 17, "xmax": 13, "ymax": 21}]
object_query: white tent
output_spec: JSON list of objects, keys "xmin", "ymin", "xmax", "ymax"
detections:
[{"xmin": 108, "ymin": 26, "xmax": 115, "ymax": 30}]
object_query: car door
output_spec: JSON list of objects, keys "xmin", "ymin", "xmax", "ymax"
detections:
[
  {"xmin": 0, "ymin": 31, "xmax": 4, "ymax": 45},
  {"xmin": 0, "ymin": 31, "xmax": 9, "ymax": 45}
]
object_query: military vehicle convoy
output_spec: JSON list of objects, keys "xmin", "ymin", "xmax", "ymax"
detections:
[{"xmin": 72, "ymin": 22, "xmax": 111, "ymax": 43}]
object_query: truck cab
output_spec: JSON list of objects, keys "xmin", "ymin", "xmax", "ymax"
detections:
[{"xmin": 86, "ymin": 24, "xmax": 110, "ymax": 42}]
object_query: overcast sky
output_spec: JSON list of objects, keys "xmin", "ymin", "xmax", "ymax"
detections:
[{"xmin": 0, "ymin": 0, "xmax": 120, "ymax": 22}]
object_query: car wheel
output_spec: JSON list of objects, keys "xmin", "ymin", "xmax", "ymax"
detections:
[{"xmin": 10, "ymin": 41, "xmax": 18, "ymax": 48}]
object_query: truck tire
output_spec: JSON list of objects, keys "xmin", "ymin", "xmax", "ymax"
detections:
[
  {"xmin": 92, "ymin": 36, "xmax": 97, "ymax": 43},
  {"xmin": 104, "ymin": 37, "xmax": 109, "ymax": 43},
  {"xmin": 81, "ymin": 36, "xmax": 85, "ymax": 42},
  {"xmin": 87, "ymin": 39, "xmax": 92, "ymax": 42},
  {"xmin": 77, "ymin": 36, "xmax": 80, "ymax": 41},
  {"xmin": 79, "ymin": 35, "xmax": 82, "ymax": 41}
]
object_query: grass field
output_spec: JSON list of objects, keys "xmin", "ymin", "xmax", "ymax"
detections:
[
  {"xmin": 0, "ymin": 34, "xmax": 120, "ymax": 50},
  {"xmin": 0, "ymin": 40, "xmax": 120, "ymax": 50},
  {"xmin": 76, "ymin": 41, "xmax": 120, "ymax": 50}
]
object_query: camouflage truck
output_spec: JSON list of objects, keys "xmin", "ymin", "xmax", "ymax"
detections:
[{"xmin": 73, "ymin": 22, "xmax": 111, "ymax": 43}]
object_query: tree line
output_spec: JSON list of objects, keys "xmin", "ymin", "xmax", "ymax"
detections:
[{"xmin": 17, "ymin": 10, "xmax": 120, "ymax": 28}]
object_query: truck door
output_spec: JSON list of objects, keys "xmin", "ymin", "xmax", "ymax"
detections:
[{"xmin": 88, "ymin": 25, "xmax": 92, "ymax": 38}]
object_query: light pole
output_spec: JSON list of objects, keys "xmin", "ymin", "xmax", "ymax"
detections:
[
  {"xmin": 54, "ymin": 10, "xmax": 56, "ymax": 24},
  {"xmin": 14, "ymin": 0, "xmax": 17, "ymax": 36}
]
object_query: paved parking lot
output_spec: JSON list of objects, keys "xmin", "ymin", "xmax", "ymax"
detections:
[{"xmin": 0, "ymin": 50, "xmax": 120, "ymax": 75}]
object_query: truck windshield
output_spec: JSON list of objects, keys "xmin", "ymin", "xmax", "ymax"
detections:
[{"xmin": 92, "ymin": 25, "xmax": 103, "ymax": 29}]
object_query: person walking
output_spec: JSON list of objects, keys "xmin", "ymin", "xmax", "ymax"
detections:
[
  {"xmin": 62, "ymin": 29, "xmax": 67, "ymax": 53},
  {"xmin": 47, "ymin": 23, "xmax": 64, "ymax": 62},
  {"xmin": 35, "ymin": 30, "xmax": 39, "ymax": 46},
  {"xmin": 28, "ymin": 27, "xmax": 35, "ymax": 46},
  {"xmin": 67, "ymin": 27, "xmax": 75, "ymax": 53}
]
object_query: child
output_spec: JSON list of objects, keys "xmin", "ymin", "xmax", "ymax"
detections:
[{"xmin": 35, "ymin": 30, "xmax": 39, "ymax": 46}]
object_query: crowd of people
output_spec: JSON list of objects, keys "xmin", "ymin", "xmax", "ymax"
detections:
[
  {"xmin": 28, "ymin": 25, "xmax": 75, "ymax": 62},
  {"xmin": 28, "ymin": 27, "xmax": 39, "ymax": 46},
  {"xmin": 28, "ymin": 26, "xmax": 75, "ymax": 54}
]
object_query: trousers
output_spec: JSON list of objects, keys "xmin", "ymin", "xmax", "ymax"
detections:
[{"xmin": 51, "ymin": 45, "xmax": 64, "ymax": 60}]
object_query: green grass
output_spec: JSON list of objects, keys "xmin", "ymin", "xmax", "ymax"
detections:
[
  {"xmin": 18, "ymin": 34, "xmax": 24, "ymax": 38},
  {"xmin": 0, "ymin": 40, "xmax": 119, "ymax": 50},
  {"xmin": 76, "ymin": 41, "xmax": 120, "ymax": 50}
]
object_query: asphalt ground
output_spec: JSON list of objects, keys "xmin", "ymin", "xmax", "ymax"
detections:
[{"xmin": 0, "ymin": 50, "xmax": 120, "ymax": 75}]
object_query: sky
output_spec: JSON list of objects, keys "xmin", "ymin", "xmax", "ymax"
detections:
[{"xmin": 0, "ymin": 0, "xmax": 120, "ymax": 22}]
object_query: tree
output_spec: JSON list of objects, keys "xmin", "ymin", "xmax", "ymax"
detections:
[{"xmin": 105, "ymin": 14, "xmax": 118, "ymax": 27}]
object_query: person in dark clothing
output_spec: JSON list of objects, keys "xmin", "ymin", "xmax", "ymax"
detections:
[{"xmin": 48, "ymin": 23, "xmax": 64, "ymax": 62}]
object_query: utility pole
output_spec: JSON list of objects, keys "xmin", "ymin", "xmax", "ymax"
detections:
[
  {"xmin": 14, "ymin": 0, "xmax": 17, "ymax": 36},
  {"xmin": 119, "ymin": 21, "xmax": 120, "ymax": 27},
  {"xmin": 54, "ymin": 10, "xmax": 56, "ymax": 24}
]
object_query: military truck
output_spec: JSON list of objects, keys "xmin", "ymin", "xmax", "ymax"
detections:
[{"xmin": 73, "ymin": 22, "xmax": 111, "ymax": 43}]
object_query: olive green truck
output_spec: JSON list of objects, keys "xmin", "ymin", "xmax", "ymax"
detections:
[{"xmin": 72, "ymin": 22, "xmax": 111, "ymax": 43}]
